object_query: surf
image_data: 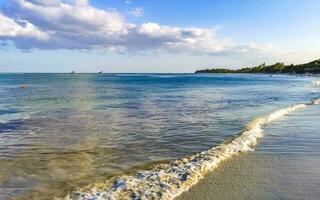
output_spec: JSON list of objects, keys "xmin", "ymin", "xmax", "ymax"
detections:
[{"xmin": 63, "ymin": 97, "xmax": 320, "ymax": 200}]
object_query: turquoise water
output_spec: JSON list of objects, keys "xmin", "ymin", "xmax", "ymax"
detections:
[{"xmin": 0, "ymin": 74, "xmax": 319, "ymax": 199}]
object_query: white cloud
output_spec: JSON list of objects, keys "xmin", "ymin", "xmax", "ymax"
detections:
[
  {"xmin": 25, "ymin": 0, "xmax": 60, "ymax": 7},
  {"xmin": 15, "ymin": 0, "xmax": 129, "ymax": 35},
  {"xmin": 0, "ymin": 0, "xmax": 275, "ymax": 56},
  {"xmin": 132, "ymin": 23, "xmax": 231, "ymax": 53},
  {"xmin": 0, "ymin": 12, "xmax": 48, "ymax": 40},
  {"xmin": 128, "ymin": 7, "xmax": 144, "ymax": 17}
]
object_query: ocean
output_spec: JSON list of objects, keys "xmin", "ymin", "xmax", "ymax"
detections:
[{"xmin": 0, "ymin": 73, "xmax": 319, "ymax": 200}]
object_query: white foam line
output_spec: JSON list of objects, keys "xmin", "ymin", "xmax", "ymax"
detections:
[
  {"xmin": 65, "ymin": 99, "xmax": 320, "ymax": 200},
  {"xmin": 0, "ymin": 113, "xmax": 31, "ymax": 124}
]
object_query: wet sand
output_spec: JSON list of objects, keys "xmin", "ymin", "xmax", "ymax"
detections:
[{"xmin": 177, "ymin": 152, "xmax": 320, "ymax": 200}]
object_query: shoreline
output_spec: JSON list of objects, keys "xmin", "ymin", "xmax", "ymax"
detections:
[
  {"xmin": 195, "ymin": 59, "xmax": 320, "ymax": 74},
  {"xmin": 65, "ymin": 99, "xmax": 318, "ymax": 200}
]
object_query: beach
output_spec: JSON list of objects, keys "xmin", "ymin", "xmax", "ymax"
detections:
[
  {"xmin": 0, "ymin": 74, "xmax": 319, "ymax": 199},
  {"xmin": 178, "ymin": 105, "xmax": 320, "ymax": 200}
]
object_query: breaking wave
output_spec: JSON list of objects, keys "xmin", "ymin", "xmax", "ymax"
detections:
[
  {"xmin": 313, "ymin": 80, "xmax": 320, "ymax": 86},
  {"xmin": 65, "ymin": 99, "xmax": 319, "ymax": 200}
]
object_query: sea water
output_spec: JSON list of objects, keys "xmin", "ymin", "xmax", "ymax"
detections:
[{"xmin": 0, "ymin": 74, "xmax": 319, "ymax": 199}]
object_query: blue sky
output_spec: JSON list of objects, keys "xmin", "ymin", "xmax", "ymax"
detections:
[{"xmin": 0, "ymin": 0, "xmax": 319, "ymax": 72}]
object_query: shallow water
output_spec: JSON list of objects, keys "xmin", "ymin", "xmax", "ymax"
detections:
[{"xmin": 0, "ymin": 74, "xmax": 319, "ymax": 199}]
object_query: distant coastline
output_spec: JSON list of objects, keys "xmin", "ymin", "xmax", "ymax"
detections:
[{"xmin": 195, "ymin": 59, "xmax": 320, "ymax": 74}]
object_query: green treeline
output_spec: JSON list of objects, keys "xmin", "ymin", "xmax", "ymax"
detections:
[{"xmin": 195, "ymin": 59, "xmax": 320, "ymax": 74}]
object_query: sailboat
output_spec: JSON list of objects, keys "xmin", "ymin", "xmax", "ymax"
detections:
[
  {"xmin": 71, "ymin": 70, "xmax": 75, "ymax": 74},
  {"xmin": 98, "ymin": 71, "xmax": 103, "ymax": 74}
]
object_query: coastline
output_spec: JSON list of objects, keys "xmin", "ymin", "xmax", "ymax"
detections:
[
  {"xmin": 1, "ymin": 74, "xmax": 319, "ymax": 200},
  {"xmin": 195, "ymin": 59, "xmax": 320, "ymax": 74},
  {"xmin": 65, "ymin": 98, "xmax": 318, "ymax": 200},
  {"xmin": 178, "ymin": 104, "xmax": 320, "ymax": 200}
]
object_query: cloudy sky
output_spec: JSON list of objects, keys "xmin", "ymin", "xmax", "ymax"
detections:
[{"xmin": 0, "ymin": 0, "xmax": 319, "ymax": 72}]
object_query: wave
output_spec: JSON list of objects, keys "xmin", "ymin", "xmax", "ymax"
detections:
[
  {"xmin": 313, "ymin": 80, "xmax": 320, "ymax": 86},
  {"xmin": 0, "ymin": 113, "xmax": 31, "ymax": 124},
  {"xmin": 65, "ymin": 99, "xmax": 319, "ymax": 200}
]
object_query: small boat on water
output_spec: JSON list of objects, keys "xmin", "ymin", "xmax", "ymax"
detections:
[
  {"xmin": 98, "ymin": 71, "xmax": 103, "ymax": 74},
  {"xmin": 71, "ymin": 70, "xmax": 75, "ymax": 74}
]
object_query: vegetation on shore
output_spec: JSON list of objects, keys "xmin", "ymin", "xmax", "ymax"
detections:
[{"xmin": 195, "ymin": 59, "xmax": 320, "ymax": 74}]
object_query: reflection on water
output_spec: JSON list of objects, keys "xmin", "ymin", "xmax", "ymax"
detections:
[{"xmin": 0, "ymin": 74, "xmax": 319, "ymax": 199}]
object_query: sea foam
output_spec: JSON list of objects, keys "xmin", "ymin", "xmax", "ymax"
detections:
[
  {"xmin": 312, "ymin": 80, "xmax": 320, "ymax": 86},
  {"xmin": 65, "ymin": 100, "xmax": 318, "ymax": 200}
]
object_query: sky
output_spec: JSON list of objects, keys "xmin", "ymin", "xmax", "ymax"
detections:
[{"xmin": 0, "ymin": 0, "xmax": 319, "ymax": 73}]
